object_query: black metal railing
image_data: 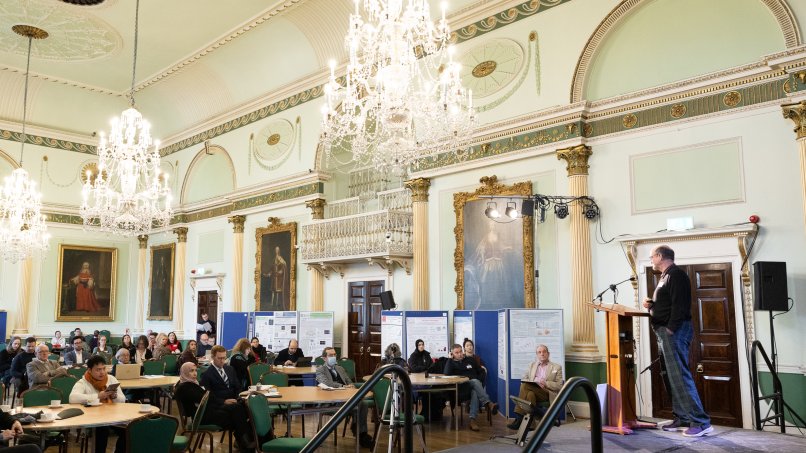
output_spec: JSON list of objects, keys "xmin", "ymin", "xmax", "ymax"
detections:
[
  {"xmin": 521, "ymin": 376, "xmax": 603, "ymax": 453},
  {"xmin": 300, "ymin": 364, "xmax": 414, "ymax": 453},
  {"xmin": 750, "ymin": 340, "xmax": 806, "ymax": 432}
]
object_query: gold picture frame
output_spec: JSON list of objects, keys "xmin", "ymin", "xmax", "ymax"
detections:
[
  {"xmin": 255, "ymin": 217, "xmax": 297, "ymax": 311},
  {"xmin": 148, "ymin": 243, "xmax": 175, "ymax": 320},
  {"xmin": 453, "ymin": 175, "xmax": 535, "ymax": 310},
  {"xmin": 56, "ymin": 244, "xmax": 117, "ymax": 322}
]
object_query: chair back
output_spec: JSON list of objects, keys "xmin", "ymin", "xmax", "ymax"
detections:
[
  {"xmin": 337, "ymin": 358, "xmax": 357, "ymax": 381},
  {"xmin": 314, "ymin": 357, "xmax": 324, "ymax": 366},
  {"xmin": 99, "ymin": 330, "xmax": 111, "ymax": 343},
  {"xmin": 372, "ymin": 378, "xmax": 392, "ymax": 421},
  {"xmin": 246, "ymin": 393, "xmax": 273, "ymax": 439},
  {"xmin": 143, "ymin": 360, "xmax": 166, "ymax": 375},
  {"xmin": 67, "ymin": 367, "xmax": 86, "ymax": 380},
  {"xmin": 258, "ymin": 372, "xmax": 288, "ymax": 387},
  {"xmin": 48, "ymin": 354, "xmax": 60, "ymax": 362},
  {"xmin": 22, "ymin": 387, "xmax": 62, "ymax": 407},
  {"xmin": 48, "ymin": 375, "xmax": 78, "ymax": 404},
  {"xmin": 162, "ymin": 354, "xmax": 179, "ymax": 376},
  {"xmin": 126, "ymin": 413, "xmax": 179, "ymax": 453},
  {"xmin": 247, "ymin": 363, "xmax": 270, "ymax": 386}
]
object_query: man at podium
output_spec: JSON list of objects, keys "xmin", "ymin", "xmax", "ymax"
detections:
[
  {"xmin": 507, "ymin": 344, "xmax": 563, "ymax": 431},
  {"xmin": 643, "ymin": 245, "xmax": 712, "ymax": 437}
]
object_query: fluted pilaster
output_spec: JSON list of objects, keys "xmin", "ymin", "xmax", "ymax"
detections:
[
  {"xmin": 173, "ymin": 227, "xmax": 188, "ymax": 335},
  {"xmin": 782, "ymin": 102, "xmax": 806, "ymax": 230},
  {"xmin": 136, "ymin": 235, "xmax": 148, "ymax": 330},
  {"xmin": 305, "ymin": 198, "xmax": 327, "ymax": 311},
  {"xmin": 405, "ymin": 177, "xmax": 431, "ymax": 310},
  {"xmin": 12, "ymin": 258, "xmax": 33, "ymax": 335},
  {"xmin": 228, "ymin": 216, "xmax": 246, "ymax": 312}
]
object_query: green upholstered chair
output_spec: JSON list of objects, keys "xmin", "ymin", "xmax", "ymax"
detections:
[
  {"xmin": 143, "ymin": 360, "xmax": 166, "ymax": 375},
  {"xmin": 126, "ymin": 413, "xmax": 179, "ymax": 453},
  {"xmin": 173, "ymin": 390, "xmax": 215, "ymax": 453},
  {"xmin": 67, "ymin": 366, "xmax": 86, "ymax": 380},
  {"xmin": 248, "ymin": 363, "xmax": 271, "ymax": 386},
  {"xmin": 162, "ymin": 354, "xmax": 179, "ymax": 376},
  {"xmin": 337, "ymin": 358, "xmax": 357, "ymax": 382},
  {"xmin": 22, "ymin": 387, "xmax": 62, "ymax": 407},
  {"xmin": 246, "ymin": 394, "xmax": 309, "ymax": 453},
  {"xmin": 48, "ymin": 375, "xmax": 78, "ymax": 404},
  {"xmin": 371, "ymin": 378, "xmax": 427, "ymax": 453},
  {"xmin": 258, "ymin": 372, "xmax": 289, "ymax": 387},
  {"xmin": 48, "ymin": 353, "xmax": 60, "ymax": 362},
  {"xmin": 314, "ymin": 357, "xmax": 325, "ymax": 366}
]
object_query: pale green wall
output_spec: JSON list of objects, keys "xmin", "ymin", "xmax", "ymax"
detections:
[{"xmin": 182, "ymin": 149, "xmax": 235, "ymax": 205}]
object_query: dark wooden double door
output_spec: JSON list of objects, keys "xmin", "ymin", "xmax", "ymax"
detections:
[
  {"xmin": 646, "ymin": 262, "xmax": 743, "ymax": 427},
  {"xmin": 347, "ymin": 281, "xmax": 384, "ymax": 378}
]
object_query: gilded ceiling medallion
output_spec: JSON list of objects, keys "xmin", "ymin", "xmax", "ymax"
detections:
[
  {"xmin": 623, "ymin": 113, "xmax": 638, "ymax": 129},
  {"xmin": 723, "ymin": 91, "xmax": 742, "ymax": 107},
  {"xmin": 582, "ymin": 123, "xmax": 593, "ymax": 137},
  {"xmin": 60, "ymin": 0, "xmax": 106, "ymax": 5},
  {"xmin": 80, "ymin": 162, "xmax": 106, "ymax": 185},
  {"xmin": 670, "ymin": 103, "xmax": 687, "ymax": 118},
  {"xmin": 472, "ymin": 60, "xmax": 497, "ymax": 78},
  {"xmin": 267, "ymin": 133, "xmax": 281, "ymax": 146},
  {"xmin": 11, "ymin": 25, "xmax": 49, "ymax": 40}
]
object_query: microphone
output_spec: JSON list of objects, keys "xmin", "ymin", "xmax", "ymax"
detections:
[{"xmin": 592, "ymin": 276, "xmax": 636, "ymax": 303}]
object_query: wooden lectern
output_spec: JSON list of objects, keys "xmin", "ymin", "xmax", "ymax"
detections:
[{"xmin": 588, "ymin": 302, "xmax": 657, "ymax": 434}]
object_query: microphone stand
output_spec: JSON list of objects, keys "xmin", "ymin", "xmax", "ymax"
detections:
[{"xmin": 592, "ymin": 276, "xmax": 636, "ymax": 305}]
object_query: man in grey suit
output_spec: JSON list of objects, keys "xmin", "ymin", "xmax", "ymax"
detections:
[
  {"xmin": 64, "ymin": 336, "xmax": 89, "ymax": 367},
  {"xmin": 27, "ymin": 344, "xmax": 67, "ymax": 387},
  {"xmin": 507, "ymin": 344, "xmax": 564, "ymax": 430},
  {"xmin": 315, "ymin": 347, "xmax": 373, "ymax": 449}
]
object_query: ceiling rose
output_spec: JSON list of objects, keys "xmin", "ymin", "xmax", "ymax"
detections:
[{"xmin": 60, "ymin": 0, "xmax": 106, "ymax": 5}]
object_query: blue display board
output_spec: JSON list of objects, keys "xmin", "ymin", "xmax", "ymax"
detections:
[
  {"xmin": 0, "ymin": 311, "xmax": 6, "ymax": 342},
  {"xmin": 453, "ymin": 310, "xmax": 499, "ymax": 402},
  {"xmin": 220, "ymin": 312, "xmax": 249, "ymax": 349}
]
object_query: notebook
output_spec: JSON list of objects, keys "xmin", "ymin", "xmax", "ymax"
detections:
[{"xmin": 115, "ymin": 363, "xmax": 142, "ymax": 380}]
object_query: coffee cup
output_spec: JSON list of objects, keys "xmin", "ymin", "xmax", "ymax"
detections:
[
  {"xmin": 0, "ymin": 405, "xmax": 10, "ymax": 412},
  {"xmin": 140, "ymin": 403, "xmax": 151, "ymax": 412},
  {"xmin": 248, "ymin": 385, "xmax": 257, "ymax": 391},
  {"xmin": 50, "ymin": 400, "xmax": 60, "ymax": 407},
  {"xmin": 256, "ymin": 384, "xmax": 264, "ymax": 391},
  {"xmin": 40, "ymin": 412, "xmax": 55, "ymax": 421},
  {"xmin": 87, "ymin": 397, "xmax": 99, "ymax": 405}
]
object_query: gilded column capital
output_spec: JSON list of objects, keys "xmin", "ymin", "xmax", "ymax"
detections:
[
  {"xmin": 557, "ymin": 144, "xmax": 593, "ymax": 177},
  {"xmin": 173, "ymin": 227, "xmax": 189, "ymax": 243},
  {"xmin": 137, "ymin": 235, "xmax": 148, "ymax": 249},
  {"xmin": 228, "ymin": 215, "xmax": 246, "ymax": 233},
  {"xmin": 782, "ymin": 101, "xmax": 806, "ymax": 140},
  {"xmin": 305, "ymin": 198, "xmax": 327, "ymax": 220},
  {"xmin": 404, "ymin": 177, "xmax": 431, "ymax": 202}
]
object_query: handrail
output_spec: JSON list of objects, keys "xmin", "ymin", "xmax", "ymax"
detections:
[
  {"xmin": 300, "ymin": 364, "xmax": 414, "ymax": 453},
  {"xmin": 750, "ymin": 340, "xmax": 806, "ymax": 432},
  {"xmin": 521, "ymin": 377, "xmax": 602, "ymax": 453}
]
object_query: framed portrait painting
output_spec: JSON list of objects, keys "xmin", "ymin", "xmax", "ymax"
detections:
[
  {"xmin": 254, "ymin": 217, "xmax": 297, "ymax": 311},
  {"xmin": 453, "ymin": 175, "xmax": 534, "ymax": 310},
  {"xmin": 148, "ymin": 243, "xmax": 175, "ymax": 320},
  {"xmin": 56, "ymin": 244, "xmax": 117, "ymax": 321}
]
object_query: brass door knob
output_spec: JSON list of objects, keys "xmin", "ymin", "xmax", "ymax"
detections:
[
  {"xmin": 696, "ymin": 363, "xmax": 703, "ymax": 373},
  {"xmin": 360, "ymin": 346, "xmax": 364, "ymax": 353}
]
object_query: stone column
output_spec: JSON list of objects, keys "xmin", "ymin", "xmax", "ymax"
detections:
[
  {"xmin": 305, "ymin": 198, "xmax": 326, "ymax": 311},
  {"xmin": 228, "ymin": 215, "xmax": 246, "ymax": 312},
  {"xmin": 12, "ymin": 258, "xmax": 33, "ymax": 335},
  {"xmin": 782, "ymin": 101, "xmax": 806, "ymax": 229},
  {"xmin": 173, "ymin": 227, "xmax": 188, "ymax": 336},
  {"xmin": 404, "ymin": 178, "xmax": 431, "ymax": 310},
  {"xmin": 135, "ymin": 235, "xmax": 148, "ymax": 330},
  {"xmin": 557, "ymin": 145, "xmax": 598, "ymax": 354}
]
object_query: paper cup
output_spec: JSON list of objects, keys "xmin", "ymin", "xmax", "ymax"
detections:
[
  {"xmin": 140, "ymin": 404, "xmax": 151, "ymax": 412},
  {"xmin": 0, "ymin": 405, "xmax": 10, "ymax": 412},
  {"xmin": 50, "ymin": 400, "xmax": 60, "ymax": 407}
]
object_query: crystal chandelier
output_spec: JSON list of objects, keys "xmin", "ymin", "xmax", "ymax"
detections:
[
  {"xmin": 321, "ymin": 0, "xmax": 475, "ymax": 176},
  {"xmin": 80, "ymin": 0, "xmax": 172, "ymax": 236},
  {"xmin": 0, "ymin": 25, "xmax": 51, "ymax": 263}
]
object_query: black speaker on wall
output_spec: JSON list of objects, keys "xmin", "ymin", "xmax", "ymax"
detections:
[
  {"xmin": 753, "ymin": 261, "xmax": 789, "ymax": 311},
  {"xmin": 380, "ymin": 291, "xmax": 396, "ymax": 310}
]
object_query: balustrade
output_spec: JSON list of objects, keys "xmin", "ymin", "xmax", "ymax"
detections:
[{"xmin": 300, "ymin": 210, "xmax": 413, "ymax": 262}]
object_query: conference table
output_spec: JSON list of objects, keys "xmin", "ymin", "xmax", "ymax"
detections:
[
  {"xmin": 271, "ymin": 365, "xmax": 318, "ymax": 385},
  {"xmin": 118, "ymin": 375, "xmax": 179, "ymax": 409}
]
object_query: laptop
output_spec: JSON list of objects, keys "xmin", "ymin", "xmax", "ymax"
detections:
[
  {"xmin": 295, "ymin": 357, "xmax": 313, "ymax": 367},
  {"xmin": 115, "ymin": 363, "xmax": 142, "ymax": 380}
]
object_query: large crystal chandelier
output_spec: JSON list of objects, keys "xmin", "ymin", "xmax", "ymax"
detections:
[
  {"xmin": 321, "ymin": 0, "xmax": 475, "ymax": 176},
  {"xmin": 80, "ymin": 0, "xmax": 172, "ymax": 236},
  {"xmin": 0, "ymin": 25, "xmax": 51, "ymax": 263}
]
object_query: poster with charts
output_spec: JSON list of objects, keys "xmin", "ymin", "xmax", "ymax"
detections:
[
  {"xmin": 253, "ymin": 313, "xmax": 275, "ymax": 351},
  {"xmin": 298, "ymin": 311, "xmax": 334, "ymax": 356},
  {"xmin": 508, "ymin": 309, "xmax": 564, "ymax": 379},
  {"xmin": 271, "ymin": 311, "xmax": 299, "ymax": 352},
  {"xmin": 497, "ymin": 311, "xmax": 507, "ymax": 379},
  {"xmin": 381, "ymin": 311, "xmax": 404, "ymax": 358},
  {"xmin": 404, "ymin": 311, "xmax": 449, "ymax": 358},
  {"xmin": 453, "ymin": 311, "xmax": 473, "ymax": 348}
]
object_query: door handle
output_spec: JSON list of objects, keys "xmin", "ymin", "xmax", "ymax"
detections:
[
  {"xmin": 367, "ymin": 346, "xmax": 370, "ymax": 353},
  {"xmin": 696, "ymin": 363, "xmax": 703, "ymax": 373},
  {"xmin": 360, "ymin": 347, "xmax": 364, "ymax": 353}
]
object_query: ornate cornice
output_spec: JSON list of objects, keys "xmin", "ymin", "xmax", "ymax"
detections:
[
  {"xmin": 404, "ymin": 178, "xmax": 431, "ymax": 203},
  {"xmin": 228, "ymin": 215, "xmax": 246, "ymax": 233},
  {"xmin": 449, "ymin": 0, "xmax": 572, "ymax": 45},
  {"xmin": 782, "ymin": 101, "xmax": 806, "ymax": 139},
  {"xmin": 173, "ymin": 227, "xmax": 189, "ymax": 243},
  {"xmin": 557, "ymin": 144, "xmax": 592, "ymax": 176},
  {"xmin": 305, "ymin": 197, "xmax": 326, "ymax": 220},
  {"xmin": 0, "ymin": 128, "xmax": 95, "ymax": 154},
  {"xmin": 138, "ymin": 235, "xmax": 148, "ymax": 249}
]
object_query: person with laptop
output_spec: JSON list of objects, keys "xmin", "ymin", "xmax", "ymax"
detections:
[
  {"xmin": 273, "ymin": 339, "xmax": 305, "ymax": 366},
  {"xmin": 113, "ymin": 348, "xmax": 146, "ymax": 402}
]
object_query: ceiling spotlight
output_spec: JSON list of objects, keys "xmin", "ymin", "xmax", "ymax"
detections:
[
  {"xmin": 484, "ymin": 202, "xmax": 500, "ymax": 219},
  {"xmin": 505, "ymin": 201, "xmax": 519, "ymax": 219},
  {"xmin": 554, "ymin": 203, "xmax": 569, "ymax": 219}
]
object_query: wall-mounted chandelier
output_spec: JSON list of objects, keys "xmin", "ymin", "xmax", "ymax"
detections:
[
  {"xmin": 320, "ymin": 0, "xmax": 475, "ymax": 176},
  {"xmin": 80, "ymin": 0, "xmax": 172, "ymax": 236},
  {"xmin": 0, "ymin": 25, "xmax": 51, "ymax": 263}
]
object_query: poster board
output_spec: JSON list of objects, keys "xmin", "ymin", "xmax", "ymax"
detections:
[
  {"xmin": 508, "ymin": 309, "xmax": 565, "ymax": 379},
  {"xmin": 404, "ymin": 311, "xmax": 450, "ymax": 359},
  {"xmin": 298, "ymin": 311, "xmax": 334, "ymax": 357},
  {"xmin": 251, "ymin": 311, "xmax": 275, "ymax": 352},
  {"xmin": 270, "ymin": 311, "xmax": 299, "ymax": 352},
  {"xmin": 220, "ymin": 312, "xmax": 249, "ymax": 350},
  {"xmin": 453, "ymin": 310, "xmax": 473, "ymax": 348},
  {"xmin": 380, "ymin": 311, "xmax": 404, "ymax": 358}
]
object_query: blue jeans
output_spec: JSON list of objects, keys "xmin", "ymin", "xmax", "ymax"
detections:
[
  {"xmin": 467, "ymin": 378, "xmax": 491, "ymax": 419},
  {"xmin": 654, "ymin": 321, "xmax": 710, "ymax": 427}
]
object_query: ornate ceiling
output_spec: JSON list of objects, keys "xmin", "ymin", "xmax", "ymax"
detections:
[{"xmin": 0, "ymin": 0, "xmax": 485, "ymax": 144}]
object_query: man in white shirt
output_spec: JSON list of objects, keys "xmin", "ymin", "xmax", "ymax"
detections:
[
  {"xmin": 507, "ymin": 344, "xmax": 563, "ymax": 430},
  {"xmin": 64, "ymin": 336, "xmax": 88, "ymax": 366},
  {"xmin": 69, "ymin": 356, "xmax": 126, "ymax": 453}
]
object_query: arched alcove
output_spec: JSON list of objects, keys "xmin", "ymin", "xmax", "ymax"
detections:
[{"xmin": 180, "ymin": 144, "xmax": 236, "ymax": 205}]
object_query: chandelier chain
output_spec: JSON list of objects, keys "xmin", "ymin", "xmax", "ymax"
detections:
[
  {"xmin": 129, "ymin": 0, "xmax": 140, "ymax": 108},
  {"xmin": 20, "ymin": 35, "xmax": 32, "ymax": 166}
]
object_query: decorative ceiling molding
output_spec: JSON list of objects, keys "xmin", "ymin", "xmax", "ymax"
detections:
[
  {"xmin": 0, "ymin": 66, "xmax": 120, "ymax": 96},
  {"xmin": 449, "ymin": 0, "xmax": 572, "ymax": 45},
  {"xmin": 283, "ymin": 0, "xmax": 351, "ymax": 68},
  {"xmin": 569, "ymin": 0, "xmax": 802, "ymax": 103}
]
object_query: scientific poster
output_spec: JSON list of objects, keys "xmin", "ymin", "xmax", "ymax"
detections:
[
  {"xmin": 253, "ymin": 313, "xmax": 275, "ymax": 351},
  {"xmin": 497, "ymin": 311, "xmax": 507, "ymax": 379},
  {"xmin": 405, "ymin": 312, "xmax": 449, "ymax": 358},
  {"xmin": 508, "ymin": 309, "xmax": 564, "ymax": 379},
  {"xmin": 298, "ymin": 311, "xmax": 333, "ymax": 356},
  {"xmin": 381, "ymin": 311, "xmax": 404, "ymax": 357},
  {"xmin": 453, "ymin": 312, "xmax": 473, "ymax": 348},
  {"xmin": 271, "ymin": 311, "xmax": 299, "ymax": 352}
]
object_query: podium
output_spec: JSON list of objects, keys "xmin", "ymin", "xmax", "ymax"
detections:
[{"xmin": 588, "ymin": 302, "xmax": 656, "ymax": 434}]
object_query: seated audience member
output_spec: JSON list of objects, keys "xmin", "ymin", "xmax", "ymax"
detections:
[
  {"xmin": 407, "ymin": 339, "xmax": 433, "ymax": 373},
  {"xmin": 132, "ymin": 335, "xmax": 152, "ymax": 365},
  {"xmin": 0, "ymin": 408, "xmax": 38, "ymax": 453},
  {"xmin": 444, "ymin": 344, "xmax": 498, "ymax": 431},
  {"xmin": 273, "ymin": 339, "xmax": 304, "ymax": 366},
  {"xmin": 69, "ymin": 356, "xmax": 126, "ymax": 453},
  {"xmin": 88, "ymin": 330, "xmax": 101, "ymax": 352},
  {"xmin": 250, "ymin": 337, "xmax": 268, "ymax": 363},
  {"xmin": 27, "ymin": 344, "xmax": 67, "ymax": 386},
  {"xmin": 196, "ymin": 312, "xmax": 216, "ymax": 342},
  {"xmin": 65, "ymin": 336, "xmax": 89, "ymax": 367},
  {"xmin": 379, "ymin": 343, "xmax": 408, "ymax": 371},
  {"xmin": 507, "ymin": 344, "xmax": 563, "ymax": 430},
  {"xmin": 50, "ymin": 331, "xmax": 65, "ymax": 350},
  {"xmin": 229, "ymin": 338, "xmax": 255, "ymax": 392},
  {"xmin": 92, "ymin": 335, "xmax": 113, "ymax": 364},
  {"xmin": 178, "ymin": 340, "xmax": 199, "ymax": 367},
  {"xmin": 196, "ymin": 333, "xmax": 213, "ymax": 358},
  {"xmin": 153, "ymin": 333, "xmax": 172, "ymax": 361},
  {"xmin": 316, "ymin": 347, "xmax": 373, "ymax": 448},
  {"xmin": 0, "ymin": 337, "xmax": 22, "ymax": 386},
  {"xmin": 10, "ymin": 338, "xmax": 37, "ymax": 393},
  {"xmin": 119, "ymin": 334, "xmax": 136, "ymax": 357},
  {"xmin": 112, "ymin": 348, "xmax": 133, "ymax": 373},
  {"xmin": 167, "ymin": 331, "xmax": 183, "ymax": 354},
  {"xmin": 113, "ymin": 349, "xmax": 145, "ymax": 402},
  {"xmin": 147, "ymin": 332, "xmax": 158, "ymax": 354},
  {"xmin": 198, "ymin": 346, "xmax": 254, "ymax": 453},
  {"xmin": 463, "ymin": 338, "xmax": 487, "ymax": 375},
  {"xmin": 68, "ymin": 328, "xmax": 82, "ymax": 345}
]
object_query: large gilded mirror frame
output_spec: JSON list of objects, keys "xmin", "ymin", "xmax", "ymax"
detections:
[
  {"xmin": 453, "ymin": 175, "xmax": 535, "ymax": 309},
  {"xmin": 254, "ymin": 217, "xmax": 297, "ymax": 311}
]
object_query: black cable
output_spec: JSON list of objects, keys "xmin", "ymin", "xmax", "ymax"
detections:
[{"xmin": 771, "ymin": 298, "xmax": 794, "ymax": 319}]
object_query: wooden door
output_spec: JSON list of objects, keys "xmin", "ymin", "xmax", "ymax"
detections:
[
  {"xmin": 197, "ymin": 291, "xmax": 219, "ymax": 340},
  {"xmin": 647, "ymin": 263, "xmax": 743, "ymax": 427},
  {"xmin": 347, "ymin": 281, "xmax": 384, "ymax": 378}
]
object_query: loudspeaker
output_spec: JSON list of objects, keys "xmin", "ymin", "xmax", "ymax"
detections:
[
  {"xmin": 521, "ymin": 199, "xmax": 534, "ymax": 216},
  {"xmin": 753, "ymin": 261, "xmax": 788, "ymax": 311},
  {"xmin": 380, "ymin": 291, "xmax": 396, "ymax": 310}
]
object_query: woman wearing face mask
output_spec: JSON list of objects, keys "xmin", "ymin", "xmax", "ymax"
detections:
[{"xmin": 407, "ymin": 339, "xmax": 433, "ymax": 373}]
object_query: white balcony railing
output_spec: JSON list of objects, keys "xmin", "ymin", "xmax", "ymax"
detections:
[
  {"xmin": 378, "ymin": 188, "xmax": 411, "ymax": 211},
  {"xmin": 300, "ymin": 210, "xmax": 413, "ymax": 262},
  {"xmin": 324, "ymin": 197, "xmax": 361, "ymax": 218}
]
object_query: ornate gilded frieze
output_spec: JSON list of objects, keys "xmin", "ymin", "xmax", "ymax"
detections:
[
  {"xmin": 449, "ymin": 0, "xmax": 572, "ymax": 45},
  {"xmin": 0, "ymin": 129, "xmax": 95, "ymax": 154}
]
